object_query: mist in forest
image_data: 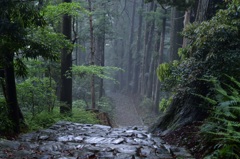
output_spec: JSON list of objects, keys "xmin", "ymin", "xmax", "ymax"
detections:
[{"xmin": 70, "ymin": 0, "xmax": 176, "ymax": 123}]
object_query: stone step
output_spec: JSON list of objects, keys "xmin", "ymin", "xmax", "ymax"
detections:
[{"xmin": 0, "ymin": 121, "xmax": 194, "ymax": 159}]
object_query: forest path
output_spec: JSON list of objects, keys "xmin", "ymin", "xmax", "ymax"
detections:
[
  {"xmin": 108, "ymin": 92, "xmax": 144, "ymax": 127},
  {"xmin": 0, "ymin": 121, "xmax": 193, "ymax": 158}
]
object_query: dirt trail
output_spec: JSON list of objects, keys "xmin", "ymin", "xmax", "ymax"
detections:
[{"xmin": 108, "ymin": 92, "xmax": 144, "ymax": 127}]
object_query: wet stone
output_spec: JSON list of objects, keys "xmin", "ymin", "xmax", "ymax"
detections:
[
  {"xmin": 97, "ymin": 151, "xmax": 115, "ymax": 158},
  {"xmin": 39, "ymin": 135, "xmax": 49, "ymax": 140},
  {"xmin": 0, "ymin": 140, "xmax": 20, "ymax": 149},
  {"xmin": 0, "ymin": 121, "xmax": 193, "ymax": 159},
  {"xmin": 115, "ymin": 145, "xmax": 137, "ymax": 154},
  {"xmin": 138, "ymin": 146, "xmax": 152, "ymax": 157}
]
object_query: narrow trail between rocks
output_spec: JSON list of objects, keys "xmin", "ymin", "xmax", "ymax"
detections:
[{"xmin": 108, "ymin": 92, "xmax": 144, "ymax": 127}]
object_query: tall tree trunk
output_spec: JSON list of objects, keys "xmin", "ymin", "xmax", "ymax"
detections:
[
  {"xmin": 97, "ymin": 35, "xmax": 105, "ymax": 99},
  {"xmin": 60, "ymin": 0, "xmax": 72, "ymax": 114},
  {"xmin": 127, "ymin": 0, "xmax": 136, "ymax": 91},
  {"xmin": 196, "ymin": 0, "xmax": 210, "ymax": 22},
  {"xmin": 169, "ymin": 7, "xmax": 184, "ymax": 61},
  {"xmin": 133, "ymin": 0, "xmax": 144, "ymax": 94},
  {"xmin": 119, "ymin": 40, "xmax": 125, "ymax": 89},
  {"xmin": 154, "ymin": 8, "xmax": 167, "ymax": 113},
  {"xmin": 182, "ymin": 9, "xmax": 191, "ymax": 48},
  {"xmin": 147, "ymin": 47, "xmax": 157, "ymax": 98},
  {"xmin": 151, "ymin": 32, "xmax": 161, "ymax": 100},
  {"xmin": 4, "ymin": 53, "xmax": 24, "ymax": 134},
  {"xmin": 140, "ymin": 2, "xmax": 155, "ymax": 95},
  {"xmin": 88, "ymin": 0, "xmax": 96, "ymax": 109}
]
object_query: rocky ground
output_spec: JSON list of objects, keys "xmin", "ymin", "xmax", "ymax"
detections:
[
  {"xmin": 0, "ymin": 121, "xmax": 193, "ymax": 159},
  {"xmin": 0, "ymin": 93, "xmax": 195, "ymax": 158}
]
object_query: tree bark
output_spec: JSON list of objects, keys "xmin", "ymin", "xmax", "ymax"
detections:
[
  {"xmin": 88, "ymin": 0, "xmax": 96, "ymax": 109},
  {"xmin": 169, "ymin": 7, "xmax": 184, "ymax": 61},
  {"xmin": 140, "ymin": 2, "xmax": 155, "ymax": 95},
  {"xmin": 182, "ymin": 9, "xmax": 191, "ymax": 48},
  {"xmin": 97, "ymin": 35, "xmax": 105, "ymax": 99},
  {"xmin": 133, "ymin": 0, "xmax": 144, "ymax": 94},
  {"xmin": 147, "ymin": 55, "xmax": 155, "ymax": 98},
  {"xmin": 154, "ymin": 8, "xmax": 167, "ymax": 114},
  {"xmin": 4, "ymin": 53, "xmax": 24, "ymax": 134},
  {"xmin": 60, "ymin": 0, "xmax": 72, "ymax": 114},
  {"xmin": 196, "ymin": 0, "xmax": 210, "ymax": 22},
  {"xmin": 127, "ymin": 0, "xmax": 136, "ymax": 91}
]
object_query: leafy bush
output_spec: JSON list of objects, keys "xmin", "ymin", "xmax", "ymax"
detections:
[
  {"xmin": 97, "ymin": 96, "xmax": 113, "ymax": 114},
  {"xmin": 26, "ymin": 107, "xmax": 100, "ymax": 131},
  {"xmin": 201, "ymin": 76, "xmax": 240, "ymax": 159},
  {"xmin": 66, "ymin": 108, "xmax": 100, "ymax": 124},
  {"xmin": 17, "ymin": 77, "xmax": 57, "ymax": 116},
  {"xmin": 159, "ymin": 96, "xmax": 173, "ymax": 112},
  {"xmin": 157, "ymin": 2, "xmax": 240, "ymax": 95},
  {"xmin": 73, "ymin": 99, "xmax": 88, "ymax": 109}
]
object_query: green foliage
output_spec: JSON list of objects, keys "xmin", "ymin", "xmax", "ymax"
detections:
[
  {"xmin": 181, "ymin": 4, "xmax": 240, "ymax": 80},
  {"xmin": 43, "ymin": 2, "xmax": 89, "ymax": 28},
  {"xmin": 71, "ymin": 65, "xmax": 123, "ymax": 83},
  {"xmin": 17, "ymin": 77, "xmax": 57, "ymax": 116},
  {"xmin": 97, "ymin": 97, "xmax": 114, "ymax": 115},
  {"xmin": 159, "ymin": 96, "xmax": 173, "ymax": 112},
  {"xmin": 26, "ymin": 107, "xmax": 99, "ymax": 131},
  {"xmin": 201, "ymin": 76, "xmax": 240, "ymax": 159},
  {"xmin": 73, "ymin": 100, "xmax": 87, "ymax": 109},
  {"xmin": 0, "ymin": 0, "xmax": 70, "ymax": 77},
  {"xmin": 156, "ymin": 60, "xmax": 182, "ymax": 92},
  {"xmin": 158, "ymin": 2, "xmax": 240, "ymax": 95},
  {"xmin": 0, "ymin": 0, "xmax": 47, "ymax": 65},
  {"xmin": 157, "ymin": 61, "xmax": 179, "ymax": 82}
]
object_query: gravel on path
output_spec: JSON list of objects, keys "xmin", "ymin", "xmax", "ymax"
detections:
[{"xmin": 108, "ymin": 92, "xmax": 144, "ymax": 127}]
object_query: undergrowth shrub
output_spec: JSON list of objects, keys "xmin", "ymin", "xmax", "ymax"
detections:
[
  {"xmin": 97, "ymin": 96, "xmax": 113, "ymax": 115},
  {"xmin": 73, "ymin": 99, "xmax": 87, "ymax": 109},
  {"xmin": 0, "ymin": 97, "xmax": 13, "ymax": 135},
  {"xmin": 26, "ymin": 107, "xmax": 100, "ymax": 131},
  {"xmin": 159, "ymin": 96, "xmax": 173, "ymax": 112},
  {"xmin": 17, "ymin": 77, "xmax": 57, "ymax": 117},
  {"xmin": 201, "ymin": 76, "xmax": 240, "ymax": 159}
]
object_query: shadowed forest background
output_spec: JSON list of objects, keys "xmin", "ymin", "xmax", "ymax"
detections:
[{"xmin": 1, "ymin": 0, "xmax": 240, "ymax": 158}]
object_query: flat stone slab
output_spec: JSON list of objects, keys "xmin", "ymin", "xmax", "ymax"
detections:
[{"xmin": 0, "ymin": 121, "xmax": 193, "ymax": 158}]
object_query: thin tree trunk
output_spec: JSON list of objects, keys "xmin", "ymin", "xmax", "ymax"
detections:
[
  {"xmin": 119, "ymin": 40, "xmax": 125, "ymax": 89},
  {"xmin": 98, "ymin": 35, "xmax": 105, "ymax": 99},
  {"xmin": 127, "ymin": 0, "xmax": 136, "ymax": 91},
  {"xmin": 140, "ymin": 2, "xmax": 155, "ymax": 95},
  {"xmin": 182, "ymin": 9, "xmax": 191, "ymax": 48},
  {"xmin": 146, "ymin": 56, "xmax": 154, "ymax": 97},
  {"xmin": 151, "ymin": 32, "xmax": 161, "ymax": 100},
  {"xmin": 88, "ymin": 0, "xmax": 95, "ymax": 109},
  {"xmin": 154, "ymin": 8, "xmax": 167, "ymax": 113},
  {"xmin": 60, "ymin": 0, "xmax": 72, "ymax": 114},
  {"xmin": 133, "ymin": 0, "xmax": 144, "ymax": 94}
]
